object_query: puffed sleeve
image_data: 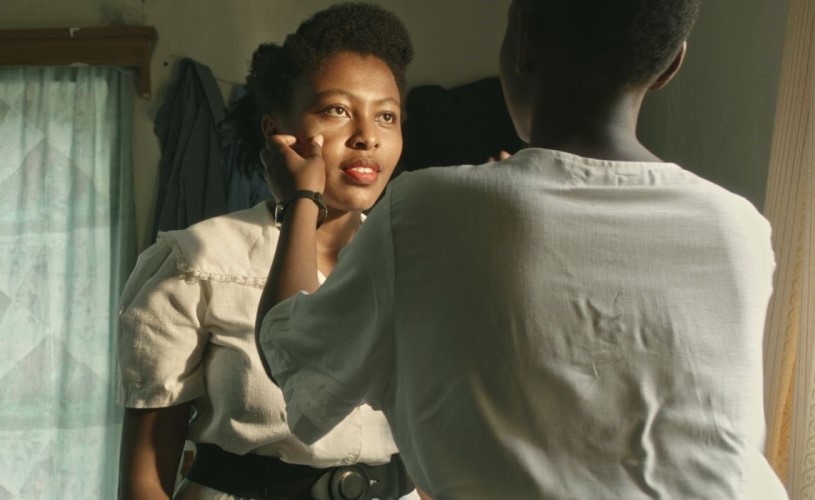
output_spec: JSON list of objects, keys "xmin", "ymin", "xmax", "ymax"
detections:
[
  {"xmin": 258, "ymin": 189, "xmax": 397, "ymax": 445},
  {"xmin": 117, "ymin": 237, "xmax": 209, "ymax": 408}
]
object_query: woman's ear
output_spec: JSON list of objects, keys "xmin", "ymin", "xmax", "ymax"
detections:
[
  {"xmin": 650, "ymin": 41, "xmax": 687, "ymax": 91},
  {"xmin": 261, "ymin": 114, "xmax": 278, "ymax": 137}
]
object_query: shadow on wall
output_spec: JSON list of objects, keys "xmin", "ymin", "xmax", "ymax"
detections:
[{"xmin": 398, "ymin": 77, "xmax": 524, "ymax": 175}]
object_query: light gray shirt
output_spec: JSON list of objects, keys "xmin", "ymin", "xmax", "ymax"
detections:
[{"xmin": 260, "ymin": 148, "xmax": 786, "ymax": 499}]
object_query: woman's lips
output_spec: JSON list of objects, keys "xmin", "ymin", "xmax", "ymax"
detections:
[{"xmin": 342, "ymin": 159, "xmax": 380, "ymax": 185}]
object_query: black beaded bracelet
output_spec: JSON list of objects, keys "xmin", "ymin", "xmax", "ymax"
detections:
[{"xmin": 274, "ymin": 190, "xmax": 328, "ymax": 228}]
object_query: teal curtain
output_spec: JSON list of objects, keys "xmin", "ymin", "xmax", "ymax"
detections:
[{"xmin": 0, "ymin": 66, "xmax": 136, "ymax": 499}]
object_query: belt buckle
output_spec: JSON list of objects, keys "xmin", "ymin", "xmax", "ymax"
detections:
[{"xmin": 312, "ymin": 465, "xmax": 370, "ymax": 500}]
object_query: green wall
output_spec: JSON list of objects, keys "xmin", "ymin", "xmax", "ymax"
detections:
[{"xmin": 638, "ymin": 0, "xmax": 790, "ymax": 211}]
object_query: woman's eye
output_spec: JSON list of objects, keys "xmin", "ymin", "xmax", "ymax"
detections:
[
  {"xmin": 323, "ymin": 106, "xmax": 349, "ymax": 117},
  {"xmin": 379, "ymin": 112, "xmax": 398, "ymax": 124}
]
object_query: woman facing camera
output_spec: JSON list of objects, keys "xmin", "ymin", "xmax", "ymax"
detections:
[{"xmin": 116, "ymin": 3, "xmax": 416, "ymax": 499}]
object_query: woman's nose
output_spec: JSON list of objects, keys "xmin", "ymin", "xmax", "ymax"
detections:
[{"xmin": 348, "ymin": 120, "xmax": 380, "ymax": 150}]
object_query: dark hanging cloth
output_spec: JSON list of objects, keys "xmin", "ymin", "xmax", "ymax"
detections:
[
  {"xmin": 225, "ymin": 146, "xmax": 272, "ymax": 213},
  {"xmin": 150, "ymin": 57, "xmax": 229, "ymax": 242},
  {"xmin": 223, "ymin": 86, "xmax": 272, "ymax": 213},
  {"xmin": 398, "ymin": 76, "xmax": 524, "ymax": 175}
]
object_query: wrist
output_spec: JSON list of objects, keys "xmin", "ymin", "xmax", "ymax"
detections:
[
  {"xmin": 293, "ymin": 173, "xmax": 325, "ymax": 194},
  {"xmin": 275, "ymin": 190, "xmax": 328, "ymax": 228}
]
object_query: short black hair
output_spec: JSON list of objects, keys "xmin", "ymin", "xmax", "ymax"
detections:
[
  {"xmin": 534, "ymin": 0, "xmax": 701, "ymax": 87},
  {"xmin": 225, "ymin": 2, "xmax": 414, "ymax": 177}
]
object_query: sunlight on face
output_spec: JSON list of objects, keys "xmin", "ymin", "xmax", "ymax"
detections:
[{"xmin": 280, "ymin": 51, "xmax": 403, "ymax": 214}]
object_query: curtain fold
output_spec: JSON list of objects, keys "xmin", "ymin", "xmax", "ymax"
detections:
[
  {"xmin": 763, "ymin": 0, "xmax": 815, "ymax": 497},
  {"xmin": 0, "ymin": 66, "xmax": 135, "ymax": 499}
]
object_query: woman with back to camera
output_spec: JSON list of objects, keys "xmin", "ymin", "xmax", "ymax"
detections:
[{"xmin": 116, "ymin": 3, "xmax": 418, "ymax": 499}]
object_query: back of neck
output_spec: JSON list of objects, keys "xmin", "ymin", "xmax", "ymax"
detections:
[{"xmin": 528, "ymin": 85, "xmax": 662, "ymax": 163}]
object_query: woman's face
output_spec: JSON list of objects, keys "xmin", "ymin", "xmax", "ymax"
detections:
[{"xmin": 276, "ymin": 51, "xmax": 403, "ymax": 214}]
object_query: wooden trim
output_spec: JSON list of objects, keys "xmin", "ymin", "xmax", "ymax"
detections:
[{"xmin": 0, "ymin": 26, "xmax": 158, "ymax": 97}]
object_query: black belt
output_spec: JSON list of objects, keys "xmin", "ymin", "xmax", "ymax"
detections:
[{"xmin": 186, "ymin": 443, "xmax": 414, "ymax": 500}]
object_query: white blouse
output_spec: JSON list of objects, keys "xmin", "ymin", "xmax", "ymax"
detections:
[{"xmin": 116, "ymin": 202, "xmax": 398, "ymax": 467}]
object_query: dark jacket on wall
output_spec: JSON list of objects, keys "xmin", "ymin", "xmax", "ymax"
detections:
[
  {"xmin": 398, "ymin": 77, "xmax": 524, "ymax": 175},
  {"xmin": 151, "ymin": 57, "xmax": 228, "ymax": 241}
]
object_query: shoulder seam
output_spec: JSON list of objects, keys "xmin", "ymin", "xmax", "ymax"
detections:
[{"xmin": 157, "ymin": 233, "xmax": 268, "ymax": 288}]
